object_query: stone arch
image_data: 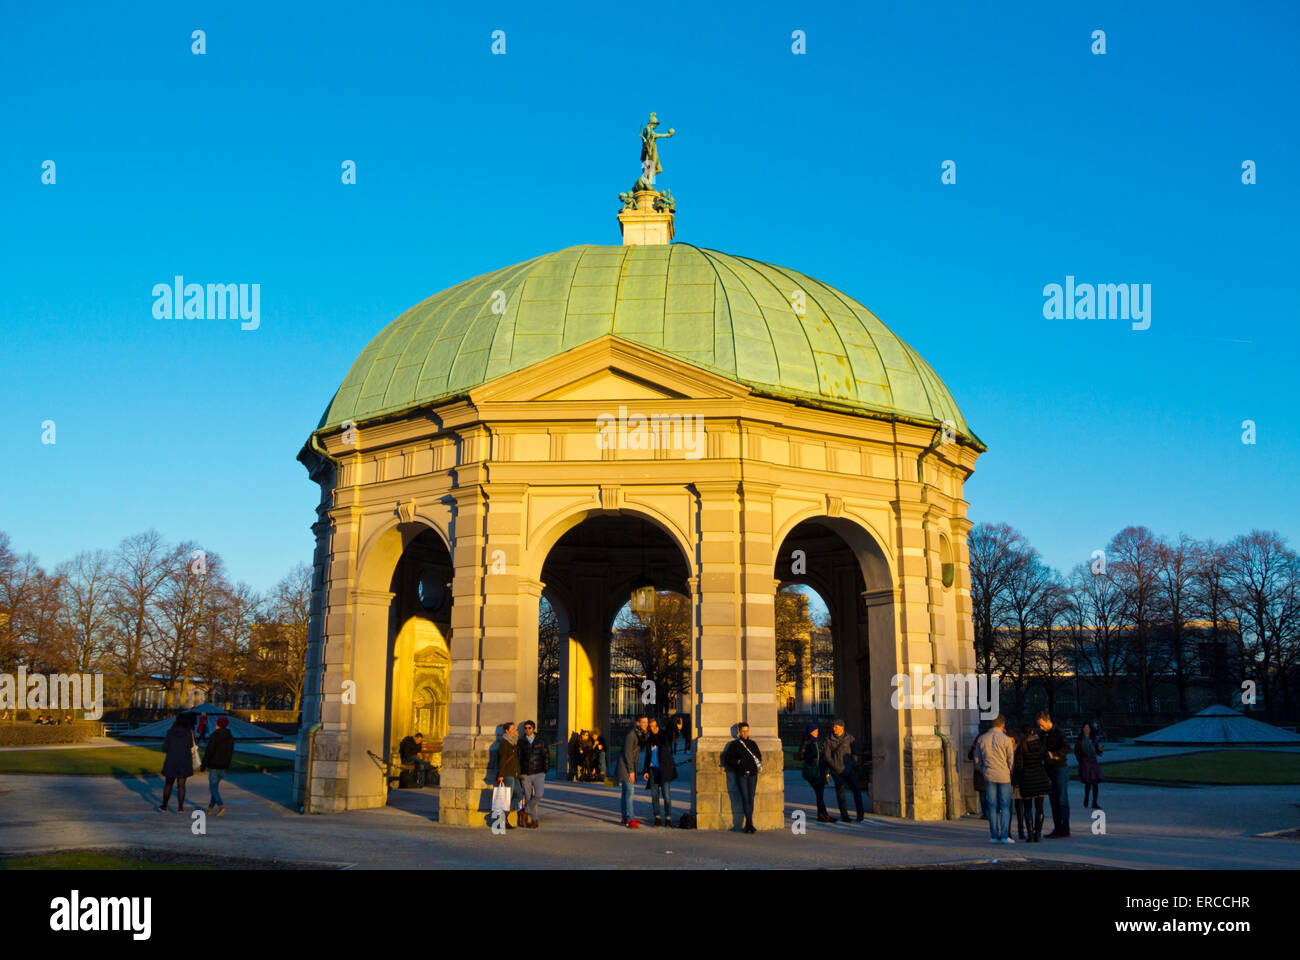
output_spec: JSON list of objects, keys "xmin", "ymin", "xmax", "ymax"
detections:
[
  {"xmin": 773, "ymin": 513, "xmax": 904, "ymax": 815},
  {"xmin": 526, "ymin": 502, "xmax": 696, "ymax": 587}
]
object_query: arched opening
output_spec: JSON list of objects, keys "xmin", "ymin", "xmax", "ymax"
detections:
[
  {"xmin": 384, "ymin": 526, "xmax": 453, "ymax": 788},
  {"xmin": 537, "ymin": 512, "xmax": 692, "ymax": 789},
  {"xmin": 774, "ymin": 518, "xmax": 892, "ymax": 791}
]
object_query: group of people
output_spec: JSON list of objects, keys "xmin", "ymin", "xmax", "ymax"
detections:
[
  {"xmin": 15, "ymin": 712, "xmax": 73, "ymax": 724},
  {"xmin": 794, "ymin": 719, "xmax": 867, "ymax": 824},
  {"xmin": 565, "ymin": 728, "xmax": 609, "ymax": 782},
  {"xmin": 158, "ymin": 711, "xmax": 236, "ymax": 816},
  {"xmin": 971, "ymin": 711, "xmax": 1104, "ymax": 844}
]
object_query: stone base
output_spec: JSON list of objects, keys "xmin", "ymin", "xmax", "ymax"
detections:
[
  {"xmin": 436, "ymin": 733, "xmax": 495, "ymax": 826},
  {"xmin": 692, "ymin": 737, "xmax": 784, "ymax": 831},
  {"xmin": 903, "ymin": 734, "xmax": 948, "ymax": 820}
]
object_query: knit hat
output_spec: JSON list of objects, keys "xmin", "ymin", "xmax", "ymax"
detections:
[
  {"xmin": 216, "ymin": 717, "xmax": 229, "ymax": 728},
  {"xmin": 804, "ymin": 722, "xmax": 819, "ymax": 738}
]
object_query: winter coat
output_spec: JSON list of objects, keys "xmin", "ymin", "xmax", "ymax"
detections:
[
  {"xmin": 201, "ymin": 728, "xmax": 235, "ymax": 771},
  {"xmin": 973, "ymin": 727, "xmax": 1017, "ymax": 784},
  {"xmin": 1042, "ymin": 725, "xmax": 1070, "ymax": 768},
  {"xmin": 1015, "ymin": 731, "xmax": 1052, "ymax": 798},
  {"xmin": 799, "ymin": 736, "xmax": 827, "ymax": 785},
  {"xmin": 1074, "ymin": 736, "xmax": 1103, "ymax": 783},
  {"xmin": 518, "ymin": 735, "xmax": 548, "ymax": 776},
  {"xmin": 615, "ymin": 727, "xmax": 645, "ymax": 780},
  {"xmin": 723, "ymin": 737, "xmax": 762, "ymax": 776},
  {"xmin": 642, "ymin": 728, "xmax": 677, "ymax": 782},
  {"xmin": 496, "ymin": 736, "xmax": 521, "ymax": 780},
  {"xmin": 821, "ymin": 732, "xmax": 856, "ymax": 775},
  {"xmin": 161, "ymin": 726, "xmax": 195, "ymax": 779}
]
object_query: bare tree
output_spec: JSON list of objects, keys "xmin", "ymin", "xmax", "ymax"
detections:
[
  {"xmin": 1068, "ymin": 562, "xmax": 1127, "ymax": 717},
  {"xmin": 968, "ymin": 523, "xmax": 1024, "ymax": 679},
  {"xmin": 108, "ymin": 530, "xmax": 171, "ymax": 708},
  {"xmin": 613, "ymin": 592, "xmax": 691, "ymax": 716},
  {"xmin": 55, "ymin": 550, "xmax": 114, "ymax": 673},
  {"xmin": 1109, "ymin": 526, "xmax": 1170, "ymax": 712},
  {"xmin": 1156, "ymin": 534, "xmax": 1203, "ymax": 712},
  {"xmin": 1224, "ymin": 531, "xmax": 1300, "ymax": 719}
]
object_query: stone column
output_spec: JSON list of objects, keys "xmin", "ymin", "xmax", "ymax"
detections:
[
  {"xmin": 690, "ymin": 480, "xmax": 783, "ymax": 830},
  {"xmin": 893, "ymin": 500, "xmax": 947, "ymax": 820},
  {"xmin": 440, "ymin": 482, "xmax": 533, "ymax": 825}
]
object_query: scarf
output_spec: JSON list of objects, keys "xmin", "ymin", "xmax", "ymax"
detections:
[{"xmin": 503, "ymin": 731, "xmax": 518, "ymax": 745}]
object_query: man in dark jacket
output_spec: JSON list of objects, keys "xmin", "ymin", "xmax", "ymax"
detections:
[
  {"xmin": 722, "ymin": 721, "xmax": 762, "ymax": 833},
  {"xmin": 199, "ymin": 716, "xmax": 235, "ymax": 816},
  {"xmin": 1038, "ymin": 711, "xmax": 1070, "ymax": 837},
  {"xmin": 616, "ymin": 715, "xmax": 649, "ymax": 827},
  {"xmin": 517, "ymin": 720, "xmax": 548, "ymax": 828},
  {"xmin": 642, "ymin": 717, "xmax": 677, "ymax": 827},
  {"xmin": 399, "ymin": 732, "xmax": 431, "ymax": 787},
  {"xmin": 495, "ymin": 721, "xmax": 522, "ymax": 829},
  {"xmin": 822, "ymin": 719, "xmax": 865, "ymax": 823}
]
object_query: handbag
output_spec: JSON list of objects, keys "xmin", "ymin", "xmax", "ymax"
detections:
[
  {"xmin": 190, "ymin": 734, "xmax": 202, "ymax": 771},
  {"xmin": 491, "ymin": 782, "xmax": 511, "ymax": 815}
]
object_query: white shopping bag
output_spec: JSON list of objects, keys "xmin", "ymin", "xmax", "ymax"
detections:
[{"xmin": 491, "ymin": 783, "xmax": 511, "ymax": 815}]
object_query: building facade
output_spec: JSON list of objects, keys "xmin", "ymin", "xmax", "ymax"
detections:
[{"xmin": 294, "ymin": 152, "xmax": 985, "ymax": 827}]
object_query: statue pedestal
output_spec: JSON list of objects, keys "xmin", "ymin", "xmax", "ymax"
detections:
[{"xmin": 618, "ymin": 190, "xmax": 674, "ymax": 245}]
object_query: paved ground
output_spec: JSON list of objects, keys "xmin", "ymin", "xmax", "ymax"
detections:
[{"xmin": 1, "ymin": 757, "xmax": 1297, "ymax": 869}]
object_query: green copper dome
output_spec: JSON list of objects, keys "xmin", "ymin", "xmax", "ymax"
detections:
[{"xmin": 319, "ymin": 243, "xmax": 978, "ymax": 443}]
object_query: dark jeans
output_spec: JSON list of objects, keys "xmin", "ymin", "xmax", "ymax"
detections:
[
  {"xmin": 831, "ymin": 766, "xmax": 865, "ymax": 821},
  {"xmin": 734, "ymin": 772, "xmax": 756, "ymax": 827},
  {"xmin": 406, "ymin": 757, "xmax": 431, "ymax": 787},
  {"xmin": 805, "ymin": 776, "xmax": 828, "ymax": 817},
  {"xmin": 647, "ymin": 769, "xmax": 672, "ymax": 823},
  {"xmin": 1047, "ymin": 766, "xmax": 1070, "ymax": 833}
]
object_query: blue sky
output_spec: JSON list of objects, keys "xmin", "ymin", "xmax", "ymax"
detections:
[{"xmin": 2, "ymin": 1, "xmax": 1297, "ymax": 593}]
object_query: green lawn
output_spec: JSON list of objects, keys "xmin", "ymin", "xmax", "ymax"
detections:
[
  {"xmin": 0, "ymin": 743, "xmax": 292, "ymax": 776},
  {"xmin": 1099, "ymin": 750, "xmax": 1300, "ymax": 785},
  {"xmin": 0, "ymin": 850, "xmax": 219, "ymax": 870}
]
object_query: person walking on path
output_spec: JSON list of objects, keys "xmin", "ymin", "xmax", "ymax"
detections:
[
  {"xmin": 1039, "ymin": 712, "xmax": 1071, "ymax": 838},
  {"xmin": 722, "ymin": 721, "xmax": 762, "ymax": 833},
  {"xmin": 643, "ymin": 717, "xmax": 677, "ymax": 826},
  {"xmin": 1075, "ymin": 722, "xmax": 1104, "ymax": 810},
  {"xmin": 616, "ymin": 716, "xmax": 649, "ymax": 827},
  {"xmin": 798, "ymin": 722, "xmax": 832, "ymax": 822},
  {"xmin": 159, "ymin": 713, "xmax": 196, "ymax": 812},
  {"xmin": 822, "ymin": 719, "xmax": 865, "ymax": 823},
  {"xmin": 972, "ymin": 714, "xmax": 1018, "ymax": 843},
  {"xmin": 1015, "ymin": 722, "xmax": 1052, "ymax": 842},
  {"xmin": 494, "ymin": 721, "xmax": 522, "ymax": 829},
  {"xmin": 199, "ymin": 715, "xmax": 234, "ymax": 817},
  {"xmin": 517, "ymin": 720, "xmax": 548, "ymax": 828}
]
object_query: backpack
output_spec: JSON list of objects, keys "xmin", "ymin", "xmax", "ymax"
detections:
[{"xmin": 678, "ymin": 812, "xmax": 696, "ymax": 829}]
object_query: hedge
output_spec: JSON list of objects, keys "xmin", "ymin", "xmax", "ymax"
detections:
[{"xmin": 0, "ymin": 720, "xmax": 103, "ymax": 746}]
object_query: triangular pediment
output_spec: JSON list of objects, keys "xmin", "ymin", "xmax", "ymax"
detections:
[{"xmin": 469, "ymin": 335, "xmax": 749, "ymax": 405}]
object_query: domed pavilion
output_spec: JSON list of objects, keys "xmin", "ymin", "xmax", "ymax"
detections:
[{"xmin": 295, "ymin": 118, "xmax": 986, "ymax": 828}]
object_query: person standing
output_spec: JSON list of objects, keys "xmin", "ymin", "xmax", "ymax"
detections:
[
  {"xmin": 798, "ymin": 722, "xmax": 832, "ymax": 822},
  {"xmin": 616, "ymin": 716, "xmax": 649, "ymax": 827},
  {"xmin": 494, "ymin": 721, "xmax": 522, "ymax": 829},
  {"xmin": 1016, "ymin": 722, "xmax": 1052, "ymax": 842},
  {"xmin": 968, "ymin": 734, "xmax": 987, "ymax": 820},
  {"xmin": 972, "ymin": 715, "xmax": 1017, "ymax": 843},
  {"xmin": 822, "ymin": 719, "xmax": 865, "ymax": 823},
  {"xmin": 722, "ymin": 721, "xmax": 762, "ymax": 833},
  {"xmin": 671, "ymin": 716, "xmax": 686, "ymax": 758},
  {"xmin": 1039, "ymin": 712, "xmax": 1071, "ymax": 838},
  {"xmin": 199, "ymin": 716, "xmax": 234, "ymax": 816},
  {"xmin": 159, "ymin": 713, "xmax": 196, "ymax": 812},
  {"xmin": 643, "ymin": 717, "xmax": 677, "ymax": 826},
  {"xmin": 1075, "ymin": 722, "xmax": 1104, "ymax": 810},
  {"xmin": 195, "ymin": 713, "xmax": 209, "ymax": 743},
  {"xmin": 517, "ymin": 720, "xmax": 548, "ymax": 828}
]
